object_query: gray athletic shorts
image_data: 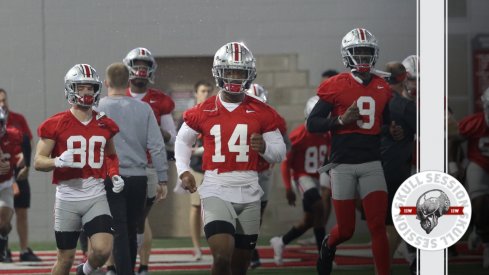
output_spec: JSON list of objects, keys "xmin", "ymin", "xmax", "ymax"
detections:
[
  {"xmin": 146, "ymin": 167, "xmax": 158, "ymax": 199},
  {"xmin": 329, "ymin": 161, "xmax": 387, "ymax": 200},
  {"xmin": 201, "ymin": 196, "xmax": 261, "ymax": 235},
  {"xmin": 54, "ymin": 195, "xmax": 112, "ymax": 232},
  {"xmin": 0, "ymin": 186, "xmax": 14, "ymax": 209},
  {"xmin": 258, "ymin": 169, "xmax": 273, "ymax": 202},
  {"xmin": 296, "ymin": 176, "xmax": 320, "ymax": 194},
  {"xmin": 466, "ymin": 161, "xmax": 489, "ymax": 199}
]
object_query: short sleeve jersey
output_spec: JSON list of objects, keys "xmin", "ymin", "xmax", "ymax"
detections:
[
  {"xmin": 0, "ymin": 127, "xmax": 23, "ymax": 183},
  {"xmin": 183, "ymin": 95, "xmax": 281, "ymax": 173},
  {"xmin": 286, "ymin": 124, "xmax": 330, "ymax": 180},
  {"xmin": 127, "ymin": 88, "xmax": 175, "ymax": 125},
  {"xmin": 317, "ymin": 72, "xmax": 392, "ymax": 135},
  {"xmin": 459, "ymin": 112, "xmax": 489, "ymax": 172},
  {"xmin": 7, "ymin": 111, "xmax": 32, "ymax": 140},
  {"xmin": 37, "ymin": 110, "xmax": 119, "ymax": 184}
]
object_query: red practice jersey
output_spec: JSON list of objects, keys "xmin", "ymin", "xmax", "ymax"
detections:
[
  {"xmin": 459, "ymin": 112, "xmax": 489, "ymax": 172},
  {"xmin": 7, "ymin": 111, "xmax": 32, "ymax": 140},
  {"xmin": 281, "ymin": 124, "xmax": 330, "ymax": 189},
  {"xmin": 317, "ymin": 73, "xmax": 392, "ymax": 135},
  {"xmin": 183, "ymin": 95, "xmax": 281, "ymax": 173},
  {"xmin": 126, "ymin": 88, "xmax": 175, "ymax": 125},
  {"xmin": 257, "ymin": 112, "xmax": 287, "ymax": 172},
  {"xmin": 0, "ymin": 128, "xmax": 23, "ymax": 183},
  {"xmin": 37, "ymin": 110, "xmax": 119, "ymax": 184}
]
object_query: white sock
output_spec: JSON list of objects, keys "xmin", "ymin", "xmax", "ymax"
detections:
[{"xmin": 83, "ymin": 261, "xmax": 94, "ymax": 275}]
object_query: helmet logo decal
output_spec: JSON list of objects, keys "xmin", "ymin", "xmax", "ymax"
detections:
[
  {"xmin": 233, "ymin": 43, "xmax": 241, "ymax": 62},
  {"xmin": 358, "ymin": 28, "xmax": 366, "ymax": 42}
]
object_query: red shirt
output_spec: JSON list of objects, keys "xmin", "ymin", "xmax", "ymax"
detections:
[
  {"xmin": 281, "ymin": 124, "xmax": 330, "ymax": 189},
  {"xmin": 184, "ymin": 95, "xmax": 281, "ymax": 173},
  {"xmin": 459, "ymin": 112, "xmax": 489, "ymax": 172},
  {"xmin": 7, "ymin": 111, "xmax": 32, "ymax": 140},
  {"xmin": 317, "ymin": 73, "xmax": 392, "ymax": 135},
  {"xmin": 126, "ymin": 88, "xmax": 175, "ymax": 125},
  {"xmin": 0, "ymin": 128, "xmax": 23, "ymax": 183},
  {"xmin": 37, "ymin": 110, "xmax": 119, "ymax": 184}
]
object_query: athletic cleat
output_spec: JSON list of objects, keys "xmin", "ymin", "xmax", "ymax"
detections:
[
  {"xmin": 270, "ymin": 236, "xmax": 284, "ymax": 266},
  {"xmin": 192, "ymin": 248, "xmax": 202, "ymax": 261},
  {"xmin": 316, "ymin": 235, "xmax": 336, "ymax": 275},
  {"xmin": 249, "ymin": 248, "xmax": 261, "ymax": 269},
  {"xmin": 3, "ymin": 249, "xmax": 13, "ymax": 263},
  {"xmin": 20, "ymin": 247, "xmax": 42, "ymax": 262},
  {"xmin": 76, "ymin": 263, "xmax": 85, "ymax": 275}
]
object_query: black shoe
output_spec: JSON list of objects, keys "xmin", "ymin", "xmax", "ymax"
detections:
[
  {"xmin": 20, "ymin": 247, "xmax": 42, "ymax": 262},
  {"xmin": 76, "ymin": 263, "xmax": 85, "ymax": 275},
  {"xmin": 3, "ymin": 249, "xmax": 13, "ymax": 263},
  {"xmin": 316, "ymin": 235, "xmax": 336, "ymax": 275},
  {"xmin": 250, "ymin": 248, "xmax": 261, "ymax": 269}
]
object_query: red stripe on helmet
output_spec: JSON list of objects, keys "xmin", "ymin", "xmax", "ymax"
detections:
[
  {"xmin": 83, "ymin": 65, "xmax": 91, "ymax": 78},
  {"xmin": 358, "ymin": 28, "xmax": 366, "ymax": 42},
  {"xmin": 233, "ymin": 43, "xmax": 240, "ymax": 62},
  {"xmin": 141, "ymin": 48, "xmax": 146, "ymax": 56}
]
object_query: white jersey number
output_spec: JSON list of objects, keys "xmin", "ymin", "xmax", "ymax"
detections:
[
  {"xmin": 67, "ymin": 135, "xmax": 106, "ymax": 168},
  {"xmin": 304, "ymin": 145, "xmax": 327, "ymax": 173},
  {"xmin": 210, "ymin": 124, "xmax": 249, "ymax": 162},
  {"xmin": 356, "ymin": 96, "xmax": 376, "ymax": 130}
]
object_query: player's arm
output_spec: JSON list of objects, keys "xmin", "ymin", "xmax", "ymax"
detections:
[
  {"xmin": 306, "ymin": 99, "xmax": 341, "ymax": 133},
  {"xmin": 34, "ymin": 138, "xmax": 57, "ymax": 171},
  {"xmin": 251, "ymin": 129, "xmax": 286, "ymax": 163},
  {"xmin": 280, "ymin": 150, "xmax": 297, "ymax": 206},
  {"xmin": 160, "ymin": 114, "xmax": 177, "ymax": 146},
  {"xmin": 175, "ymin": 122, "xmax": 199, "ymax": 192},
  {"xmin": 146, "ymin": 110, "xmax": 168, "ymax": 185}
]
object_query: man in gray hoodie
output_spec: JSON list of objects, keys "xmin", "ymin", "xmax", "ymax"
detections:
[{"xmin": 95, "ymin": 63, "xmax": 168, "ymax": 275}]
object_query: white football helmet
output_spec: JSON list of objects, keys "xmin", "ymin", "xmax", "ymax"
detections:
[
  {"xmin": 341, "ymin": 28, "xmax": 379, "ymax": 73},
  {"xmin": 64, "ymin": 64, "xmax": 102, "ymax": 108},
  {"xmin": 212, "ymin": 42, "xmax": 256, "ymax": 94},
  {"xmin": 246, "ymin": 83, "xmax": 268, "ymax": 103},
  {"xmin": 0, "ymin": 107, "xmax": 6, "ymax": 137},
  {"xmin": 304, "ymin": 96, "xmax": 320, "ymax": 119},
  {"xmin": 402, "ymin": 55, "xmax": 419, "ymax": 80},
  {"xmin": 123, "ymin": 47, "xmax": 157, "ymax": 83}
]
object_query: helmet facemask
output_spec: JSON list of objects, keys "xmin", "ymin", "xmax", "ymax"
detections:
[
  {"xmin": 214, "ymin": 67, "xmax": 255, "ymax": 94},
  {"xmin": 343, "ymin": 46, "xmax": 378, "ymax": 73},
  {"xmin": 123, "ymin": 48, "xmax": 157, "ymax": 85},
  {"xmin": 64, "ymin": 64, "xmax": 102, "ymax": 108},
  {"xmin": 66, "ymin": 83, "xmax": 101, "ymax": 108}
]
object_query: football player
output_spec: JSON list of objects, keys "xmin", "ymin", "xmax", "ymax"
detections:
[
  {"xmin": 270, "ymin": 95, "xmax": 331, "ymax": 265},
  {"xmin": 245, "ymin": 83, "xmax": 289, "ymax": 268},
  {"xmin": 449, "ymin": 87, "xmax": 489, "ymax": 269},
  {"xmin": 175, "ymin": 42, "xmax": 286, "ymax": 275},
  {"xmin": 123, "ymin": 47, "xmax": 175, "ymax": 275},
  {"xmin": 34, "ymin": 64, "xmax": 123, "ymax": 275},
  {"xmin": 0, "ymin": 107, "xmax": 24, "ymax": 262},
  {"xmin": 307, "ymin": 28, "xmax": 398, "ymax": 275}
]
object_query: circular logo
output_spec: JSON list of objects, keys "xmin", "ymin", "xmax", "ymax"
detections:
[{"xmin": 392, "ymin": 171, "xmax": 471, "ymax": 250}]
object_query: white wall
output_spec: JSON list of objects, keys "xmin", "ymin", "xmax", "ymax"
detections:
[{"xmin": 0, "ymin": 0, "xmax": 415, "ymax": 242}]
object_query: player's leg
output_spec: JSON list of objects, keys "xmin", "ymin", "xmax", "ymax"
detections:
[
  {"xmin": 358, "ymin": 161, "xmax": 390, "ymax": 275},
  {"xmin": 231, "ymin": 200, "xmax": 260, "ymax": 275},
  {"xmin": 14, "ymin": 179, "xmax": 41, "ymax": 261},
  {"xmin": 0, "ymin": 187, "xmax": 14, "ymax": 261},
  {"xmin": 52, "ymin": 198, "xmax": 82, "ymax": 275},
  {"xmin": 317, "ymin": 164, "xmax": 357, "ymax": 275},
  {"xmin": 78, "ymin": 195, "xmax": 114, "ymax": 274},
  {"xmin": 137, "ymin": 167, "xmax": 158, "ymax": 274},
  {"xmin": 189, "ymin": 170, "xmax": 204, "ymax": 260},
  {"xmin": 319, "ymin": 172, "xmax": 332, "ymax": 228},
  {"xmin": 251, "ymin": 169, "xmax": 272, "ymax": 268},
  {"xmin": 202, "ymin": 197, "xmax": 237, "ymax": 275},
  {"xmin": 465, "ymin": 161, "xmax": 489, "ymax": 268}
]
